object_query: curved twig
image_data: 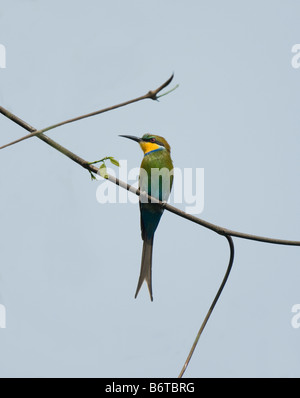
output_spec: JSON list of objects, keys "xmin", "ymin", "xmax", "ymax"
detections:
[
  {"xmin": 0, "ymin": 74, "xmax": 175, "ymax": 150},
  {"xmin": 178, "ymin": 235, "xmax": 235, "ymax": 378}
]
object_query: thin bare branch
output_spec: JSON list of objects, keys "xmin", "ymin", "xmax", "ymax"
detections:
[
  {"xmin": 178, "ymin": 235, "xmax": 235, "ymax": 378},
  {"xmin": 0, "ymin": 74, "xmax": 175, "ymax": 150}
]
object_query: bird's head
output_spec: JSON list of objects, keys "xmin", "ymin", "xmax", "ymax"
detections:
[{"xmin": 119, "ymin": 133, "xmax": 171, "ymax": 155}]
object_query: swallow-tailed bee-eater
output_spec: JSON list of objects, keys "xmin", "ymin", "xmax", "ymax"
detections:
[{"xmin": 120, "ymin": 134, "xmax": 174, "ymax": 301}]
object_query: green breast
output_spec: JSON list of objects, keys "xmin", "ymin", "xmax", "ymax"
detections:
[{"xmin": 140, "ymin": 149, "xmax": 174, "ymax": 201}]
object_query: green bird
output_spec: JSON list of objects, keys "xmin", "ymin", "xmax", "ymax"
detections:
[{"xmin": 120, "ymin": 133, "xmax": 174, "ymax": 301}]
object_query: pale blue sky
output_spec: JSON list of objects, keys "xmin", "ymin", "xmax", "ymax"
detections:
[{"xmin": 0, "ymin": 0, "xmax": 300, "ymax": 377}]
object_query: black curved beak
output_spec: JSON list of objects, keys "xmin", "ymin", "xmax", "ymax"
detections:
[{"xmin": 119, "ymin": 135, "xmax": 141, "ymax": 143}]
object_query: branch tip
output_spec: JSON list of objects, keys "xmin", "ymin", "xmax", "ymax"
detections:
[{"xmin": 147, "ymin": 73, "xmax": 175, "ymax": 100}]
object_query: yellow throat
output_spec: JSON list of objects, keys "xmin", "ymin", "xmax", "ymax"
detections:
[{"xmin": 139, "ymin": 142, "xmax": 161, "ymax": 155}]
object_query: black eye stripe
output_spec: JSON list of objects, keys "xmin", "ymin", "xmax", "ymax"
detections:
[{"xmin": 143, "ymin": 137, "xmax": 164, "ymax": 146}]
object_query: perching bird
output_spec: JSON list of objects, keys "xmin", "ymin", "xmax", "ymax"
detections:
[{"xmin": 120, "ymin": 134, "xmax": 174, "ymax": 301}]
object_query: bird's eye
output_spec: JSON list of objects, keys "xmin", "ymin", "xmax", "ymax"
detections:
[{"xmin": 150, "ymin": 138, "xmax": 156, "ymax": 143}]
